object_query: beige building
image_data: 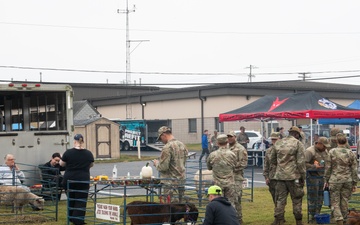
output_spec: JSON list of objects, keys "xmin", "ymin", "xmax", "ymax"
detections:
[{"xmin": 80, "ymin": 81, "xmax": 360, "ymax": 144}]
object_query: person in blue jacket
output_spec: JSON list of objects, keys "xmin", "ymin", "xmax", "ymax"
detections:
[
  {"xmin": 203, "ymin": 185, "xmax": 240, "ymax": 225},
  {"xmin": 199, "ymin": 130, "xmax": 210, "ymax": 161}
]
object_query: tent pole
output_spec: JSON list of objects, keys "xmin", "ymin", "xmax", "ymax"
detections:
[
  {"xmin": 358, "ymin": 122, "xmax": 360, "ymax": 151},
  {"xmin": 310, "ymin": 119, "xmax": 313, "ymax": 146},
  {"xmin": 261, "ymin": 118, "xmax": 265, "ymax": 170}
]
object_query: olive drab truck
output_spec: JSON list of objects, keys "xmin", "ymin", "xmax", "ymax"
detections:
[{"xmin": 0, "ymin": 82, "xmax": 74, "ymax": 185}]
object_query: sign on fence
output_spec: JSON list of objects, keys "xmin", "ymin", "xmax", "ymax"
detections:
[
  {"xmin": 96, "ymin": 203, "xmax": 120, "ymax": 222},
  {"xmin": 242, "ymin": 178, "xmax": 249, "ymax": 188}
]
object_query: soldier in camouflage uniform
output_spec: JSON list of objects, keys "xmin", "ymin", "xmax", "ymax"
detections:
[
  {"xmin": 270, "ymin": 126, "xmax": 306, "ymax": 225},
  {"xmin": 263, "ymin": 132, "xmax": 280, "ymax": 206},
  {"xmin": 329, "ymin": 127, "xmax": 341, "ymax": 149},
  {"xmin": 227, "ymin": 130, "xmax": 248, "ymax": 224},
  {"xmin": 324, "ymin": 133, "xmax": 358, "ymax": 225},
  {"xmin": 152, "ymin": 126, "xmax": 188, "ymax": 203},
  {"xmin": 210, "ymin": 130, "xmax": 219, "ymax": 152},
  {"xmin": 329, "ymin": 127, "xmax": 350, "ymax": 150},
  {"xmin": 207, "ymin": 134, "xmax": 237, "ymax": 209},
  {"xmin": 305, "ymin": 136, "xmax": 330, "ymax": 222},
  {"xmin": 236, "ymin": 126, "xmax": 250, "ymax": 149},
  {"xmin": 298, "ymin": 126, "xmax": 307, "ymax": 147}
]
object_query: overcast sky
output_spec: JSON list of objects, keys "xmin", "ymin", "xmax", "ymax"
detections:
[{"xmin": 1, "ymin": 0, "xmax": 360, "ymax": 86}]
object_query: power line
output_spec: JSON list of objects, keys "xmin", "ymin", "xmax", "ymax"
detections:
[
  {"xmin": 2, "ymin": 21, "xmax": 360, "ymax": 35},
  {"xmin": 2, "ymin": 65, "xmax": 360, "ymax": 76}
]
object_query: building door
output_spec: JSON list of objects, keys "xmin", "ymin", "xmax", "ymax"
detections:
[{"xmin": 96, "ymin": 124, "xmax": 111, "ymax": 158}]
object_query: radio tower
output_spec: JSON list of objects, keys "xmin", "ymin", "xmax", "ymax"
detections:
[{"xmin": 118, "ymin": 0, "xmax": 135, "ymax": 119}]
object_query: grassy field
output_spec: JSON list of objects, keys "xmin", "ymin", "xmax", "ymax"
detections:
[
  {"xmin": 6, "ymin": 186, "xmax": 360, "ymax": 225},
  {"xmin": 5, "ymin": 149, "xmax": 360, "ymax": 224}
]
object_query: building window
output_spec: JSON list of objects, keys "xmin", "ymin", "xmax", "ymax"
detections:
[
  {"xmin": 188, "ymin": 118, "xmax": 197, "ymax": 133},
  {"xmin": 215, "ymin": 117, "xmax": 224, "ymax": 132}
]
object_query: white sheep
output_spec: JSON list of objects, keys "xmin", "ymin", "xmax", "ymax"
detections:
[
  {"xmin": 193, "ymin": 169, "xmax": 213, "ymax": 192},
  {"xmin": 0, "ymin": 185, "xmax": 45, "ymax": 214}
]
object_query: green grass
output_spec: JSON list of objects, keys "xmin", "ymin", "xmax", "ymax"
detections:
[
  {"xmin": 186, "ymin": 143, "xmax": 202, "ymax": 151},
  {"xmin": 8, "ymin": 152, "xmax": 360, "ymax": 224},
  {"xmin": 7, "ymin": 187, "xmax": 360, "ymax": 224}
]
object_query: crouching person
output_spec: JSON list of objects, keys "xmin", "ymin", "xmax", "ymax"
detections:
[{"xmin": 203, "ymin": 185, "xmax": 240, "ymax": 225}]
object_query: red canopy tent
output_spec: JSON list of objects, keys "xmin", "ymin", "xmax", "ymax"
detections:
[{"xmin": 219, "ymin": 91, "xmax": 360, "ymax": 122}]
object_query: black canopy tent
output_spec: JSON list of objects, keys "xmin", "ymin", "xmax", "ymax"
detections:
[
  {"xmin": 219, "ymin": 91, "xmax": 360, "ymax": 165},
  {"xmin": 219, "ymin": 91, "xmax": 360, "ymax": 122}
]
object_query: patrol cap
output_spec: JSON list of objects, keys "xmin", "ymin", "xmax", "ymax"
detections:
[
  {"xmin": 227, "ymin": 131, "xmax": 236, "ymax": 137},
  {"xmin": 217, "ymin": 134, "xmax": 228, "ymax": 144},
  {"xmin": 330, "ymin": 127, "xmax": 341, "ymax": 137},
  {"xmin": 335, "ymin": 132, "xmax": 347, "ymax": 144},
  {"xmin": 207, "ymin": 185, "xmax": 222, "ymax": 196},
  {"xmin": 315, "ymin": 137, "xmax": 331, "ymax": 148},
  {"xmin": 270, "ymin": 132, "xmax": 280, "ymax": 140},
  {"xmin": 288, "ymin": 126, "xmax": 300, "ymax": 134},
  {"xmin": 157, "ymin": 126, "xmax": 171, "ymax": 141},
  {"xmin": 74, "ymin": 134, "xmax": 84, "ymax": 141}
]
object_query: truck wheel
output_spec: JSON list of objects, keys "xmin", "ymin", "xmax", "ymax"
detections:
[{"xmin": 123, "ymin": 141, "xmax": 130, "ymax": 151}]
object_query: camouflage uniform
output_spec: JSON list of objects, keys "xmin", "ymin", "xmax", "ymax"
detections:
[
  {"xmin": 263, "ymin": 144, "xmax": 277, "ymax": 205},
  {"xmin": 324, "ymin": 146, "xmax": 358, "ymax": 222},
  {"xmin": 271, "ymin": 133, "xmax": 306, "ymax": 223},
  {"xmin": 207, "ymin": 145, "xmax": 237, "ymax": 208},
  {"xmin": 329, "ymin": 128, "xmax": 350, "ymax": 150},
  {"xmin": 305, "ymin": 143, "xmax": 328, "ymax": 220},
  {"xmin": 229, "ymin": 140, "xmax": 248, "ymax": 222},
  {"xmin": 237, "ymin": 132, "xmax": 249, "ymax": 149},
  {"xmin": 300, "ymin": 131, "xmax": 306, "ymax": 147},
  {"xmin": 156, "ymin": 138, "xmax": 188, "ymax": 203},
  {"xmin": 210, "ymin": 134, "xmax": 219, "ymax": 151}
]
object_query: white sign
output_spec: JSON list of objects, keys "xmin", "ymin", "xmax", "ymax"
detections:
[
  {"xmin": 242, "ymin": 178, "xmax": 249, "ymax": 188},
  {"xmin": 96, "ymin": 203, "xmax": 120, "ymax": 222}
]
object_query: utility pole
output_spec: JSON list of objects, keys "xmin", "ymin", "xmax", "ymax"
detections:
[
  {"xmin": 118, "ymin": 0, "xmax": 135, "ymax": 119},
  {"xmin": 118, "ymin": 2, "xmax": 148, "ymax": 119},
  {"xmin": 298, "ymin": 72, "xmax": 311, "ymax": 81},
  {"xmin": 245, "ymin": 65, "xmax": 258, "ymax": 82},
  {"xmin": 118, "ymin": 0, "xmax": 135, "ymax": 85}
]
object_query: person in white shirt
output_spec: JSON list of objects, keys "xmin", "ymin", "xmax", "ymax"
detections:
[{"xmin": 0, "ymin": 154, "xmax": 25, "ymax": 186}]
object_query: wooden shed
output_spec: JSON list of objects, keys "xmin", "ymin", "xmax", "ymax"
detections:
[
  {"xmin": 74, "ymin": 117, "xmax": 120, "ymax": 159},
  {"xmin": 73, "ymin": 100, "xmax": 120, "ymax": 159}
]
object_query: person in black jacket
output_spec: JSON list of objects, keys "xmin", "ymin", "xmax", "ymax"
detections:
[
  {"xmin": 41, "ymin": 152, "xmax": 66, "ymax": 188},
  {"xmin": 60, "ymin": 134, "xmax": 94, "ymax": 225},
  {"xmin": 203, "ymin": 185, "xmax": 240, "ymax": 225}
]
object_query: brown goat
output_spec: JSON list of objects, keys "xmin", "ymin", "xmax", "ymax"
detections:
[
  {"xmin": 0, "ymin": 185, "xmax": 45, "ymax": 214},
  {"xmin": 126, "ymin": 201, "xmax": 198, "ymax": 225},
  {"xmin": 348, "ymin": 209, "xmax": 360, "ymax": 225}
]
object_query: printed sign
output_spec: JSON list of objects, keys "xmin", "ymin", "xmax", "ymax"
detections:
[
  {"xmin": 96, "ymin": 203, "xmax": 120, "ymax": 222},
  {"xmin": 242, "ymin": 178, "xmax": 249, "ymax": 188}
]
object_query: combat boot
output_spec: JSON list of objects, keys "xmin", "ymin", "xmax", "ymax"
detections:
[
  {"xmin": 336, "ymin": 220, "xmax": 343, "ymax": 225},
  {"xmin": 271, "ymin": 218, "xmax": 284, "ymax": 225},
  {"xmin": 295, "ymin": 219, "xmax": 303, "ymax": 225}
]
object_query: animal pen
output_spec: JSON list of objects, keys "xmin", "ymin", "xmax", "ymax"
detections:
[
  {"xmin": 65, "ymin": 159, "xmax": 255, "ymax": 225},
  {"xmin": 0, "ymin": 160, "xmax": 255, "ymax": 224},
  {"xmin": 0, "ymin": 162, "xmax": 61, "ymax": 224}
]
